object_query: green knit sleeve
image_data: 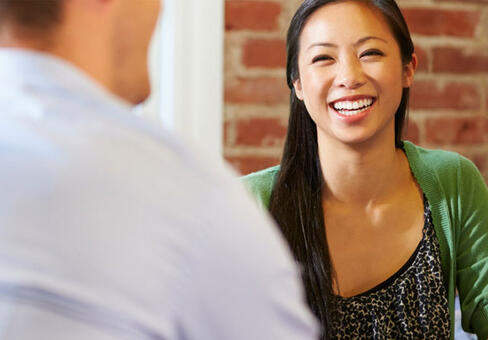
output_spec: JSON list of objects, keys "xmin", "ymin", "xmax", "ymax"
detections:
[
  {"xmin": 456, "ymin": 157, "xmax": 488, "ymax": 339},
  {"xmin": 241, "ymin": 165, "xmax": 280, "ymax": 210}
]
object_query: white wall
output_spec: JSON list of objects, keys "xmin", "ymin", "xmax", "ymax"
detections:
[{"xmin": 142, "ymin": 0, "xmax": 224, "ymax": 157}]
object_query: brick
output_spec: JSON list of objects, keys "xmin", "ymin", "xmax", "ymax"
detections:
[
  {"xmin": 225, "ymin": 155, "xmax": 280, "ymax": 175},
  {"xmin": 222, "ymin": 1, "xmax": 488, "ymax": 188},
  {"xmin": 410, "ymin": 80, "xmax": 480, "ymax": 110},
  {"xmin": 223, "ymin": 121, "xmax": 231, "ymax": 145},
  {"xmin": 433, "ymin": 47, "xmax": 488, "ymax": 73},
  {"xmin": 225, "ymin": 77, "xmax": 289, "ymax": 105},
  {"xmin": 472, "ymin": 153, "xmax": 488, "ymax": 173},
  {"xmin": 403, "ymin": 119, "xmax": 419, "ymax": 144},
  {"xmin": 402, "ymin": 8, "xmax": 480, "ymax": 37},
  {"xmin": 425, "ymin": 117, "xmax": 488, "ymax": 145},
  {"xmin": 225, "ymin": 1, "xmax": 282, "ymax": 31},
  {"xmin": 414, "ymin": 46, "xmax": 428, "ymax": 72},
  {"xmin": 235, "ymin": 117, "xmax": 287, "ymax": 147},
  {"xmin": 242, "ymin": 39, "xmax": 286, "ymax": 68}
]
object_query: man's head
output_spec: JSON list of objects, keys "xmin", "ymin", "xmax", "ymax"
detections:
[
  {"xmin": 0, "ymin": 0, "xmax": 161, "ymax": 104},
  {"xmin": 0, "ymin": 0, "xmax": 62, "ymax": 49},
  {"xmin": 0, "ymin": 0, "xmax": 61, "ymax": 29}
]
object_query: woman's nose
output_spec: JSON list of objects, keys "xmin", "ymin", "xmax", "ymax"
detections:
[{"xmin": 334, "ymin": 58, "xmax": 366, "ymax": 89}]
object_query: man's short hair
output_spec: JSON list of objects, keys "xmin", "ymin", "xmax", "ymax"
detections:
[{"xmin": 0, "ymin": 0, "xmax": 62, "ymax": 30}]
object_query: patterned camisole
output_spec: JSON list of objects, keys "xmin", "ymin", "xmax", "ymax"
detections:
[{"xmin": 329, "ymin": 198, "xmax": 451, "ymax": 339}]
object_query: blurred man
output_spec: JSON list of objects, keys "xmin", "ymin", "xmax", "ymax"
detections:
[{"xmin": 0, "ymin": 1, "xmax": 318, "ymax": 339}]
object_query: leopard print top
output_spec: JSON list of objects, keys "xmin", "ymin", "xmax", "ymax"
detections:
[{"xmin": 329, "ymin": 199, "xmax": 451, "ymax": 339}]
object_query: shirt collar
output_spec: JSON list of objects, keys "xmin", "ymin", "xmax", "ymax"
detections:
[{"xmin": 0, "ymin": 48, "xmax": 132, "ymax": 112}]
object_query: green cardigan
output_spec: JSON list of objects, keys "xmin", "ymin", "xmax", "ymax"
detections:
[{"xmin": 242, "ymin": 141, "xmax": 488, "ymax": 339}]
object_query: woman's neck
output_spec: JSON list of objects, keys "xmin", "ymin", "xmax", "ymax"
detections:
[{"xmin": 319, "ymin": 133, "xmax": 410, "ymax": 206}]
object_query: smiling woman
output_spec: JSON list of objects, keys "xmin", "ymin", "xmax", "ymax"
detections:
[
  {"xmin": 242, "ymin": 0, "xmax": 488, "ymax": 339},
  {"xmin": 292, "ymin": 2, "xmax": 415, "ymax": 147}
]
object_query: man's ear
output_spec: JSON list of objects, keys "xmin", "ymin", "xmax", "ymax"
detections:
[
  {"xmin": 403, "ymin": 53, "xmax": 417, "ymax": 88},
  {"xmin": 293, "ymin": 78, "xmax": 304, "ymax": 100}
]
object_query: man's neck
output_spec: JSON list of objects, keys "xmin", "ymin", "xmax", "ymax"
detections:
[
  {"xmin": 0, "ymin": 25, "xmax": 55, "ymax": 51},
  {"xmin": 0, "ymin": 24, "xmax": 114, "ymax": 98}
]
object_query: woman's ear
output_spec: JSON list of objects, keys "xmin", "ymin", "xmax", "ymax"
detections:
[
  {"xmin": 403, "ymin": 53, "xmax": 418, "ymax": 88},
  {"xmin": 293, "ymin": 78, "xmax": 304, "ymax": 100}
]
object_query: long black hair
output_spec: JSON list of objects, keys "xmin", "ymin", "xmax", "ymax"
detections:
[{"xmin": 269, "ymin": 1, "xmax": 415, "ymax": 338}]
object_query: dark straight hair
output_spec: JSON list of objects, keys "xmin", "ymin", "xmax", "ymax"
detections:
[{"xmin": 269, "ymin": 0, "xmax": 415, "ymax": 338}]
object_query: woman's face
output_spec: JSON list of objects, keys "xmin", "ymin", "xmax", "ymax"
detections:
[{"xmin": 293, "ymin": 1, "xmax": 416, "ymax": 146}]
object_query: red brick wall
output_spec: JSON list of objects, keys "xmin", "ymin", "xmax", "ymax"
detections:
[{"xmin": 224, "ymin": 0, "xmax": 488, "ymax": 182}]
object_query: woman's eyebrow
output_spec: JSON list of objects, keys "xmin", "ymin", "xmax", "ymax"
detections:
[
  {"xmin": 306, "ymin": 36, "xmax": 388, "ymax": 51},
  {"xmin": 354, "ymin": 36, "xmax": 388, "ymax": 46},
  {"xmin": 306, "ymin": 42, "xmax": 338, "ymax": 51}
]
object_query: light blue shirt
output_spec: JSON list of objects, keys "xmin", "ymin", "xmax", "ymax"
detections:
[{"xmin": 0, "ymin": 49, "xmax": 318, "ymax": 340}]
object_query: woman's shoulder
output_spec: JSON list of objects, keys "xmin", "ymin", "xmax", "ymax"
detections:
[
  {"xmin": 404, "ymin": 141, "xmax": 464, "ymax": 167},
  {"xmin": 404, "ymin": 141, "xmax": 485, "ymax": 196},
  {"xmin": 403, "ymin": 141, "xmax": 479, "ymax": 177},
  {"xmin": 241, "ymin": 165, "xmax": 280, "ymax": 209}
]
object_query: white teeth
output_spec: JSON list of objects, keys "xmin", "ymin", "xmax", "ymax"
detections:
[
  {"xmin": 332, "ymin": 98, "xmax": 374, "ymax": 115},
  {"xmin": 340, "ymin": 107, "xmax": 367, "ymax": 116}
]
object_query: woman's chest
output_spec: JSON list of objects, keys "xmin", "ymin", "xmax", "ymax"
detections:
[
  {"xmin": 327, "ymin": 200, "xmax": 451, "ymax": 339},
  {"xmin": 324, "ymin": 198, "xmax": 425, "ymax": 297}
]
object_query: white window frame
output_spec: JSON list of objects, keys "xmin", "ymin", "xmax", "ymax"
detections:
[{"xmin": 144, "ymin": 0, "xmax": 224, "ymax": 157}]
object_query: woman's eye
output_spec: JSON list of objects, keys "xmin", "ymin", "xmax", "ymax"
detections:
[
  {"xmin": 312, "ymin": 55, "xmax": 333, "ymax": 63},
  {"xmin": 360, "ymin": 49, "xmax": 384, "ymax": 58}
]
